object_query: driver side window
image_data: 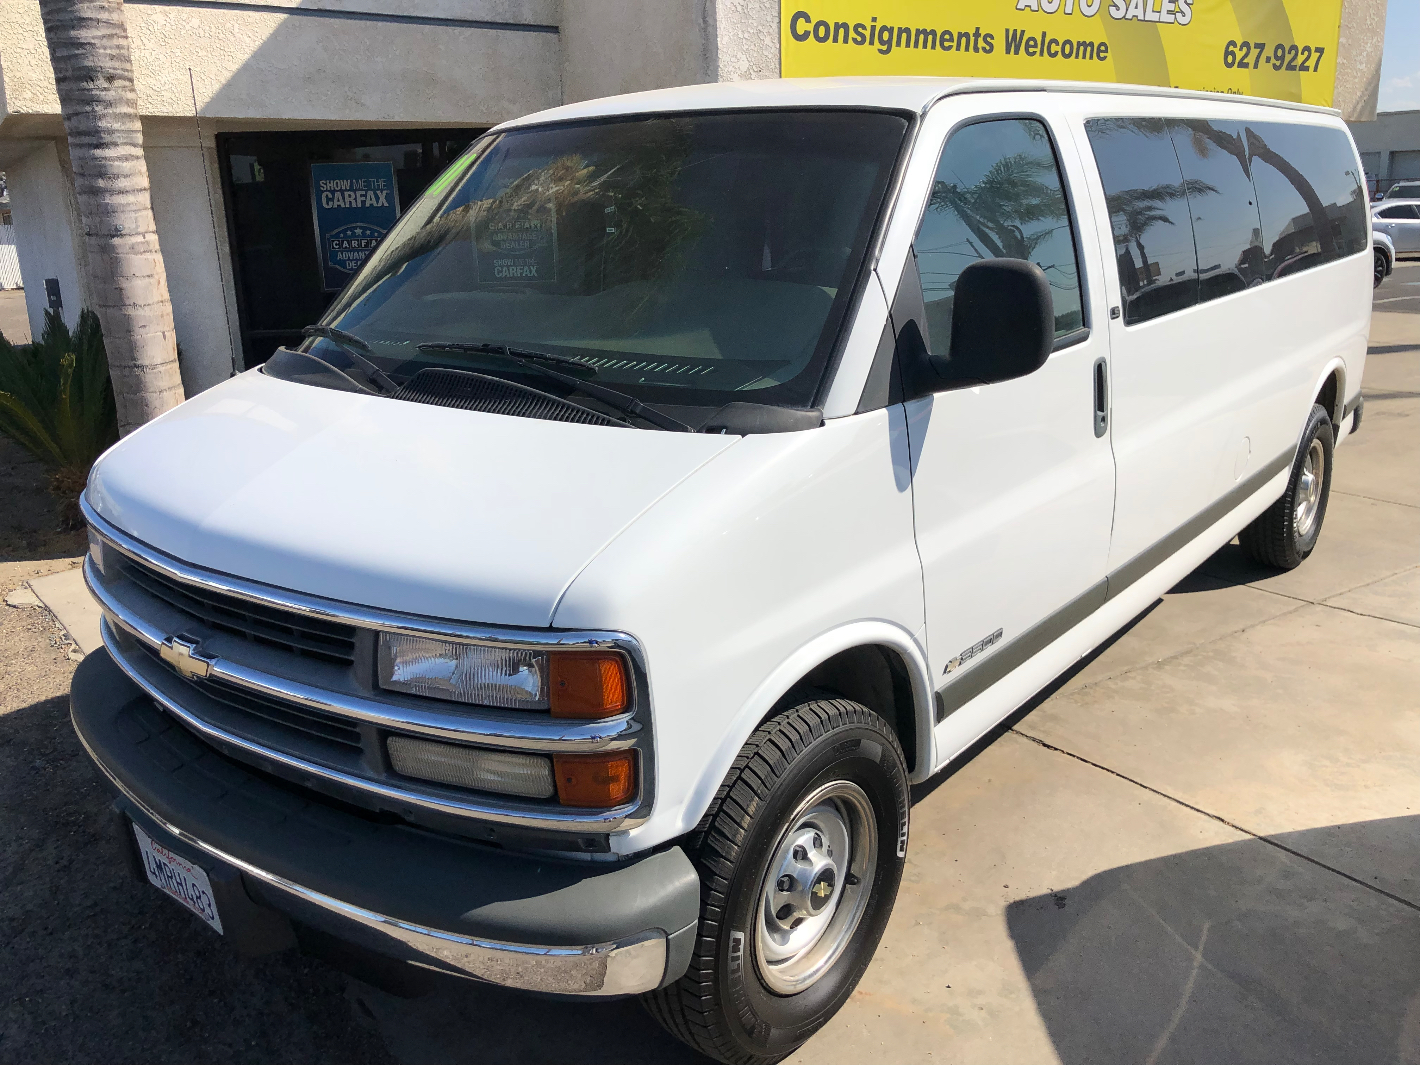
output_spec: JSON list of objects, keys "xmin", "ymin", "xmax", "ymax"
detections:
[{"xmin": 914, "ymin": 118, "xmax": 1085, "ymax": 348}]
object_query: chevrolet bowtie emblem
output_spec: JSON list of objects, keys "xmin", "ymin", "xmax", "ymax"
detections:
[
  {"xmin": 812, "ymin": 881, "xmax": 832, "ymax": 899},
  {"xmin": 159, "ymin": 634, "xmax": 214, "ymax": 681}
]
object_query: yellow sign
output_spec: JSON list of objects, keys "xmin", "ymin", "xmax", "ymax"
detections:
[{"xmin": 781, "ymin": 1, "xmax": 1344, "ymax": 108}]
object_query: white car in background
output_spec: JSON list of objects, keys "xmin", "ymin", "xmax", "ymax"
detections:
[
  {"xmin": 1382, "ymin": 180, "xmax": 1420, "ymax": 200},
  {"xmin": 1373, "ymin": 199, "xmax": 1420, "ymax": 258},
  {"xmin": 1375, "ymin": 228, "xmax": 1396, "ymax": 288}
]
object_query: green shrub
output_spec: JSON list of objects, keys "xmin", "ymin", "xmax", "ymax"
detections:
[{"xmin": 0, "ymin": 308, "xmax": 118, "ymax": 522}]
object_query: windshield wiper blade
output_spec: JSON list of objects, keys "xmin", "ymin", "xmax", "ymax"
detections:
[
  {"xmin": 416, "ymin": 341, "xmax": 692, "ymax": 432},
  {"xmin": 302, "ymin": 325, "xmax": 399, "ymax": 394},
  {"xmin": 418, "ymin": 341, "xmax": 596, "ymax": 375}
]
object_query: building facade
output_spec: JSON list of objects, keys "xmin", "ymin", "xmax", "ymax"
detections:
[
  {"xmin": 0, "ymin": 0, "xmax": 1383, "ymax": 394},
  {"xmin": 1349, "ymin": 110, "xmax": 1420, "ymax": 198}
]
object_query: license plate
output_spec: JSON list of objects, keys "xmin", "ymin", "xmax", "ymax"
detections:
[{"xmin": 133, "ymin": 823, "xmax": 224, "ymax": 934}]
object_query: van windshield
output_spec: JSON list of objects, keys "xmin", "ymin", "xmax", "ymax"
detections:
[{"xmin": 311, "ymin": 110, "xmax": 910, "ymax": 419}]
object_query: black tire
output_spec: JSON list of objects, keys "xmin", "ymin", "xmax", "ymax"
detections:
[
  {"xmin": 1239, "ymin": 403, "xmax": 1334, "ymax": 570},
  {"xmin": 1375, "ymin": 248, "xmax": 1389, "ymax": 288},
  {"xmin": 642, "ymin": 698, "xmax": 910, "ymax": 1065}
]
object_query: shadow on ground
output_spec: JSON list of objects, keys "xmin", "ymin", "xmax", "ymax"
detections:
[
  {"xmin": 0, "ymin": 693, "xmax": 392, "ymax": 1065},
  {"xmin": 0, "ymin": 434, "xmax": 85, "ymax": 565},
  {"xmin": 1007, "ymin": 817, "xmax": 1420, "ymax": 1065},
  {"xmin": 0, "ymin": 687, "xmax": 708, "ymax": 1065}
]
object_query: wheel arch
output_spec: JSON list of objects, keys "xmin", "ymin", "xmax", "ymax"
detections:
[
  {"xmin": 675, "ymin": 623, "xmax": 935, "ymax": 840},
  {"xmin": 1311, "ymin": 360, "xmax": 1346, "ymax": 429}
]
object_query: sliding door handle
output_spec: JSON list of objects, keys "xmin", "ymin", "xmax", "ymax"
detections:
[{"xmin": 1093, "ymin": 357, "xmax": 1109, "ymax": 438}]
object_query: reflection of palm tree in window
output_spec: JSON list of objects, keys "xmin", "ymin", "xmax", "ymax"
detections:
[
  {"xmin": 1106, "ymin": 179, "xmax": 1216, "ymax": 288},
  {"xmin": 337, "ymin": 132, "xmax": 705, "ymax": 315},
  {"xmin": 928, "ymin": 150, "xmax": 1067, "ymax": 266},
  {"xmin": 1245, "ymin": 128, "xmax": 1335, "ymax": 268}
]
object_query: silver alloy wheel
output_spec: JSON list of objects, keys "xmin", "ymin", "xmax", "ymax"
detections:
[
  {"xmin": 1294, "ymin": 437, "xmax": 1326, "ymax": 539},
  {"xmin": 754, "ymin": 780, "xmax": 877, "ymax": 995}
]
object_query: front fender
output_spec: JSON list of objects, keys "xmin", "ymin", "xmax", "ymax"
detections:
[{"xmin": 674, "ymin": 621, "xmax": 935, "ymax": 843}]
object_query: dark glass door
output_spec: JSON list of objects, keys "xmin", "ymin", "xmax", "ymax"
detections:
[{"xmin": 217, "ymin": 128, "xmax": 485, "ymax": 368}]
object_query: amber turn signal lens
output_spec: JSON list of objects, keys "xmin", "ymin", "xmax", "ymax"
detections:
[
  {"xmin": 553, "ymin": 751, "xmax": 637, "ymax": 808},
  {"xmin": 548, "ymin": 651, "xmax": 629, "ymax": 719}
]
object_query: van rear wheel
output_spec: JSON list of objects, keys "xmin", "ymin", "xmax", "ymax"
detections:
[
  {"xmin": 1239, "ymin": 403, "xmax": 1334, "ymax": 570},
  {"xmin": 642, "ymin": 697, "xmax": 909, "ymax": 1065}
]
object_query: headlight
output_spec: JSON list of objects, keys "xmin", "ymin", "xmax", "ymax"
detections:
[
  {"xmin": 377, "ymin": 633, "xmax": 631, "ymax": 718},
  {"xmin": 378, "ymin": 633, "xmax": 547, "ymax": 709}
]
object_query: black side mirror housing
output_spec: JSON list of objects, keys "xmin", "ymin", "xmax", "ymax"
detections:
[{"xmin": 901, "ymin": 257, "xmax": 1054, "ymax": 397}]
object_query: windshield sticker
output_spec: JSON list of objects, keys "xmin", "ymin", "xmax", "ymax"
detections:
[{"xmin": 476, "ymin": 199, "xmax": 558, "ymax": 284}]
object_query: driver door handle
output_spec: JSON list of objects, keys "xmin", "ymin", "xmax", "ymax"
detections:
[{"xmin": 1093, "ymin": 357, "xmax": 1109, "ymax": 438}]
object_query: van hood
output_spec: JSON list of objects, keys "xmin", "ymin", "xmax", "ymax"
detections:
[{"xmin": 87, "ymin": 369, "xmax": 737, "ymax": 627}]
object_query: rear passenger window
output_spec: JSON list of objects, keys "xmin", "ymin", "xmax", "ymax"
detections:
[
  {"xmin": 914, "ymin": 118, "xmax": 1084, "ymax": 347},
  {"xmin": 1085, "ymin": 118, "xmax": 1199, "ymax": 325},
  {"xmin": 1172, "ymin": 120, "xmax": 1266, "ymax": 301},
  {"xmin": 1378, "ymin": 205, "xmax": 1419, "ymax": 220},
  {"xmin": 1246, "ymin": 122, "xmax": 1368, "ymax": 279}
]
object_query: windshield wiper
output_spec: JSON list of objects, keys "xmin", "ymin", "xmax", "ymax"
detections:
[
  {"xmin": 302, "ymin": 325, "xmax": 398, "ymax": 394},
  {"xmin": 416, "ymin": 341, "xmax": 692, "ymax": 432},
  {"xmin": 419, "ymin": 340, "xmax": 597, "ymax": 376}
]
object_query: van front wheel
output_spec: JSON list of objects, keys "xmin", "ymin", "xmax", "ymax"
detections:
[
  {"xmin": 1239, "ymin": 403, "xmax": 1334, "ymax": 570},
  {"xmin": 642, "ymin": 697, "xmax": 909, "ymax": 1065}
]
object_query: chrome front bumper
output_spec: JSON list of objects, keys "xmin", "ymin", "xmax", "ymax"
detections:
[
  {"xmin": 85, "ymin": 739, "xmax": 667, "ymax": 995},
  {"xmin": 70, "ymin": 650, "xmax": 700, "ymax": 997}
]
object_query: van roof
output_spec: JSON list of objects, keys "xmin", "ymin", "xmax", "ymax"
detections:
[{"xmin": 498, "ymin": 77, "xmax": 1341, "ymax": 131}]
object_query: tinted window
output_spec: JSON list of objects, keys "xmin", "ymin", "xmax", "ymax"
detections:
[
  {"xmin": 1378, "ymin": 205, "xmax": 1420, "ymax": 220},
  {"xmin": 1086, "ymin": 118, "xmax": 1199, "ymax": 324},
  {"xmin": 914, "ymin": 118, "xmax": 1083, "ymax": 347},
  {"xmin": 1246, "ymin": 122, "xmax": 1367, "ymax": 280},
  {"xmin": 319, "ymin": 110, "xmax": 909, "ymax": 415},
  {"xmin": 1171, "ymin": 120, "xmax": 1265, "ymax": 301}
]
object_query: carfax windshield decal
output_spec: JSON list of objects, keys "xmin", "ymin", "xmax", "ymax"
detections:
[
  {"xmin": 472, "ymin": 179, "xmax": 559, "ymax": 284},
  {"xmin": 310, "ymin": 161, "xmax": 400, "ymax": 292},
  {"xmin": 781, "ymin": 0, "xmax": 1344, "ymax": 107}
]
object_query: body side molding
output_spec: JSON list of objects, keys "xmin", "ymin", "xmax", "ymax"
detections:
[{"xmin": 935, "ymin": 449, "xmax": 1292, "ymax": 722}]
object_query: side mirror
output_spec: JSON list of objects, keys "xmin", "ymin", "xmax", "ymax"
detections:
[{"xmin": 906, "ymin": 258, "xmax": 1054, "ymax": 395}]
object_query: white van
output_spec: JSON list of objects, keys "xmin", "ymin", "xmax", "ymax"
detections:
[{"xmin": 73, "ymin": 78, "xmax": 1369, "ymax": 1063}]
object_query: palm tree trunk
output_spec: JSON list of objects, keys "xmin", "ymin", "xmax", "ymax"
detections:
[{"xmin": 37, "ymin": 0, "xmax": 184, "ymax": 435}]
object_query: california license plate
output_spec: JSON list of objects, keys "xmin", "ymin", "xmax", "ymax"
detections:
[{"xmin": 133, "ymin": 823, "xmax": 224, "ymax": 934}]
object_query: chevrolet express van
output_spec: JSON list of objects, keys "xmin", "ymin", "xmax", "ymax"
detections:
[{"xmin": 72, "ymin": 78, "xmax": 1369, "ymax": 1064}]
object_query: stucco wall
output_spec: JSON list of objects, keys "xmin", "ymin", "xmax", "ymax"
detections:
[
  {"xmin": 1336, "ymin": 0, "xmax": 1388, "ymax": 122},
  {"xmin": 708, "ymin": 0, "xmax": 779, "ymax": 82},
  {"xmin": 143, "ymin": 120, "xmax": 241, "ymax": 394},
  {"xmin": 560, "ymin": 0, "xmax": 778, "ymax": 105},
  {"xmin": 0, "ymin": 0, "xmax": 561, "ymax": 128},
  {"xmin": 4, "ymin": 139, "xmax": 85, "ymax": 338}
]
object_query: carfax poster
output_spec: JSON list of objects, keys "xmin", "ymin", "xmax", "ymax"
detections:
[
  {"xmin": 782, "ymin": 0, "xmax": 1345, "ymax": 108},
  {"xmin": 310, "ymin": 161, "xmax": 400, "ymax": 291}
]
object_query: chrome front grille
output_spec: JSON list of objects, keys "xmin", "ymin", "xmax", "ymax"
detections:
[
  {"xmin": 134, "ymin": 642, "xmax": 364, "ymax": 754},
  {"xmin": 80, "ymin": 497, "xmax": 655, "ymax": 841},
  {"xmin": 119, "ymin": 555, "xmax": 357, "ymax": 665}
]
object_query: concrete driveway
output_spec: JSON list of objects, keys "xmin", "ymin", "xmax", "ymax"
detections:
[
  {"xmin": 794, "ymin": 273, "xmax": 1420, "ymax": 1064},
  {"xmin": 1, "ymin": 274, "xmax": 1415, "ymax": 1064}
]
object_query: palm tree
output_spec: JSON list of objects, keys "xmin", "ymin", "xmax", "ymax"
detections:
[{"xmin": 37, "ymin": 0, "xmax": 183, "ymax": 435}]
